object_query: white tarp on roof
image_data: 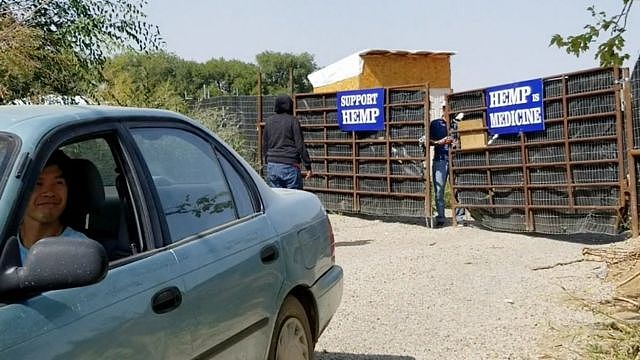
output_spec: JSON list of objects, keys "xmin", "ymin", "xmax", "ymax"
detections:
[{"xmin": 308, "ymin": 49, "xmax": 456, "ymax": 88}]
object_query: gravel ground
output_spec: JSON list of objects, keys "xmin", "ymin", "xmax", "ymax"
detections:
[{"xmin": 314, "ymin": 213, "xmax": 621, "ymax": 360}]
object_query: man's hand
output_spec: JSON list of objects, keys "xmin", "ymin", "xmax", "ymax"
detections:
[{"xmin": 305, "ymin": 170, "xmax": 313, "ymax": 180}]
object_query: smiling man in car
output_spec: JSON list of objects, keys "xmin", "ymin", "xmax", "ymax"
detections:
[{"xmin": 18, "ymin": 150, "xmax": 88, "ymax": 262}]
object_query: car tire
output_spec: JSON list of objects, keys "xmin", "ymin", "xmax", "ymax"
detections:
[{"xmin": 268, "ymin": 296, "xmax": 313, "ymax": 360}]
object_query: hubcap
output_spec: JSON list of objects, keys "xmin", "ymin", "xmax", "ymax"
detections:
[{"xmin": 276, "ymin": 317, "xmax": 309, "ymax": 360}]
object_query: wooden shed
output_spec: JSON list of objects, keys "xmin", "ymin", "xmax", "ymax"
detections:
[
  {"xmin": 307, "ymin": 49, "xmax": 455, "ymax": 118},
  {"xmin": 308, "ymin": 49, "xmax": 454, "ymax": 92}
]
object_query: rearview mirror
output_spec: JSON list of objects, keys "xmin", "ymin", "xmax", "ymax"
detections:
[{"xmin": 0, "ymin": 236, "xmax": 108, "ymax": 300}]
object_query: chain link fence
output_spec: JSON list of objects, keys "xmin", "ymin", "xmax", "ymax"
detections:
[{"xmin": 190, "ymin": 95, "xmax": 277, "ymax": 169}]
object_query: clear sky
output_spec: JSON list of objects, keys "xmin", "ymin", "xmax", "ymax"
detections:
[{"xmin": 145, "ymin": 0, "xmax": 639, "ymax": 91}]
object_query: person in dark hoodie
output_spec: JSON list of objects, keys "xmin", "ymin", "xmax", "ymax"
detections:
[{"xmin": 262, "ymin": 94, "xmax": 313, "ymax": 189}]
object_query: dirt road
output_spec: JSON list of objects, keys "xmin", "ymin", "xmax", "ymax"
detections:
[{"xmin": 315, "ymin": 214, "xmax": 621, "ymax": 359}]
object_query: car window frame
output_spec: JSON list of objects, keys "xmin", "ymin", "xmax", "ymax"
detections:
[
  {"xmin": 0, "ymin": 132, "xmax": 20, "ymax": 197},
  {"xmin": 3, "ymin": 119, "xmax": 166, "ymax": 267},
  {"xmin": 123, "ymin": 117, "xmax": 264, "ymax": 247},
  {"xmin": 212, "ymin": 141, "xmax": 263, "ymax": 216},
  {"xmin": 0, "ymin": 132, "xmax": 21, "ymax": 249}
]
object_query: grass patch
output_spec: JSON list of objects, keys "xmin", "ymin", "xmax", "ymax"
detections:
[{"xmin": 584, "ymin": 320, "xmax": 640, "ymax": 359}]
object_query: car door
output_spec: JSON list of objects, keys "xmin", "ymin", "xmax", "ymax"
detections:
[
  {"xmin": 128, "ymin": 125, "xmax": 284, "ymax": 359},
  {"xmin": 0, "ymin": 128, "xmax": 194, "ymax": 359}
]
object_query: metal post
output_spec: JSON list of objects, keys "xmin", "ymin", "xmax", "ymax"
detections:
[
  {"xmin": 257, "ymin": 70, "xmax": 264, "ymax": 176},
  {"xmin": 622, "ymin": 68, "xmax": 639, "ymax": 237},
  {"xmin": 289, "ymin": 67, "xmax": 294, "ymax": 96}
]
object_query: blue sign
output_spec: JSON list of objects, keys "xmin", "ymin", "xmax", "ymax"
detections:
[
  {"xmin": 485, "ymin": 78, "xmax": 545, "ymax": 135},
  {"xmin": 337, "ymin": 88, "xmax": 385, "ymax": 132}
]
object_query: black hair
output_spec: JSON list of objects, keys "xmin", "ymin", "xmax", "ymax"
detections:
[{"xmin": 44, "ymin": 149, "xmax": 70, "ymax": 180}]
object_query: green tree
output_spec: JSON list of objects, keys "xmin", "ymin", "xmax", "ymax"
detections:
[
  {"xmin": 0, "ymin": 0, "xmax": 162, "ymax": 102},
  {"xmin": 173, "ymin": 59, "xmax": 207, "ymax": 100},
  {"xmin": 97, "ymin": 51, "xmax": 186, "ymax": 112},
  {"xmin": 202, "ymin": 58, "xmax": 258, "ymax": 96},
  {"xmin": 550, "ymin": 0, "xmax": 636, "ymax": 66},
  {"xmin": 256, "ymin": 51, "xmax": 317, "ymax": 95}
]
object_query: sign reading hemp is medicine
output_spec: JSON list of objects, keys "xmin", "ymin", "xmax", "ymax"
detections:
[
  {"xmin": 337, "ymin": 88, "xmax": 385, "ymax": 132},
  {"xmin": 485, "ymin": 78, "xmax": 545, "ymax": 135}
]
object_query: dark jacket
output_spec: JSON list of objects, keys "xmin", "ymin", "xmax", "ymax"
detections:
[{"xmin": 262, "ymin": 95, "xmax": 312, "ymax": 171}]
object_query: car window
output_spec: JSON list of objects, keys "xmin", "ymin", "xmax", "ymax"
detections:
[
  {"xmin": 131, "ymin": 128, "xmax": 237, "ymax": 242},
  {"xmin": 217, "ymin": 154, "xmax": 256, "ymax": 218},
  {"xmin": 62, "ymin": 139, "xmax": 118, "ymax": 186},
  {"xmin": 57, "ymin": 136, "xmax": 144, "ymax": 262}
]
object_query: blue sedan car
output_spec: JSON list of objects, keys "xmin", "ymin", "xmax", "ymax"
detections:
[{"xmin": 0, "ymin": 106, "xmax": 343, "ymax": 359}]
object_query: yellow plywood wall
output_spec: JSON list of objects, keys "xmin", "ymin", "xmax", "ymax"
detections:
[
  {"xmin": 360, "ymin": 54, "xmax": 451, "ymax": 89},
  {"xmin": 313, "ymin": 53, "xmax": 451, "ymax": 93},
  {"xmin": 314, "ymin": 76, "xmax": 361, "ymax": 93}
]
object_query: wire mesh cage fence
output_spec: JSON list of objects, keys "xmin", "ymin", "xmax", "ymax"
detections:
[
  {"xmin": 567, "ymin": 70, "xmax": 616, "ymax": 94},
  {"xmin": 570, "ymin": 141, "xmax": 617, "ymax": 161},
  {"xmin": 290, "ymin": 86, "xmax": 431, "ymax": 218},
  {"xmin": 192, "ymin": 65, "xmax": 634, "ymax": 234},
  {"xmin": 532, "ymin": 209, "xmax": 619, "ymax": 235},
  {"xmin": 632, "ymin": 56, "xmax": 640, "ymax": 147},
  {"xmin": 391, "ymin": 160, "xmax": 423, "ymax": 176},
  {"xmin": 359, "ymin": 196, "xmax": 425, "ymax": 217},
  {"xmin": 544, "ymin": 101, "xmax": 564, "ymax": 120},
  {"xmin": 389, "ymin": 89, "xmax": 426, "ymax": 104},
  {"xmin": 327, "ymin": 161, "xmax": 353, "ymax": 174},
  {"xmin": 569, "ymin": 117, "xmax": 617, "ymax": 139},
  {"xmin": 449, "ymin": 67, "xmax": 629, "ymax": 235},
  {"xmin": 488, "ymin": 149, "xmax": 522, "ymax": 165},
  {"xmin": 527, "ymin": 122, "xmax": 564, "ymax": 142},
  {"xmin": 492, "ymin": 188, "xmax": 525, "ymax": 206},
  {"xmin": 528, "ymin": 145, "xmax": 566, "ymax": 164},
  {"xmin": 531, "ymin": 188, "xmax": 570, "ymax": 206},
  {"xmin": 491, "ymin": 168, "xmax": 524, "ymax": 185},
  {"xmin": 469, "ymin": 208, "xmax": 527, "ymax": 232}
]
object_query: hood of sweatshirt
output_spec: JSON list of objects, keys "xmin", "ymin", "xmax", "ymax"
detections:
[{"xmin": 274, "ymin": 95, "xmax": 293, "ymax": 115}]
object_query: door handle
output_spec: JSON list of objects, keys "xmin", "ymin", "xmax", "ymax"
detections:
[
  {"xmin": 260, "ymin": 244, "xmax": 279, "ymax": 264},
  {"xmin": 152, "ymin": 286, "xmax": 182, "ymax": 314}
]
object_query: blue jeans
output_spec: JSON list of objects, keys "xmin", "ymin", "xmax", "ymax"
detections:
[
  {"xmin": 267, "ymin": 162, "xmax": 303, "ymax": 189},
  {"xmin": 432, "ymin": 159, "xmax": 465, "ymax": 223}
]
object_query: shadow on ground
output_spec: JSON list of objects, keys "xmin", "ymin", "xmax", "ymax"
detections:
[
  {"xmin": 335, "ymin": 239, "xmax": 374, "ymax": 247},
  {"xmin": 328, "ymin": 211, "xmax": 630, "ymax": 245},
  {"xmin": 327, "ymin": 211, "xmax": 427, "ymax": 226},
  {"xmin": 526, "ymin": 231, "xmax": 630, "ymax": 245},
  {"xmin": 315, "ymin": 352, "xmax": 415, "ymax": 360}
]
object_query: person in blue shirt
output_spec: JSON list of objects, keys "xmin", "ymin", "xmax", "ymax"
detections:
[
  {"xmin": 429, "ymin": 104, "xmax": 465, "ymax": 227},
  {"xmin": 18, "ymin": 150, "xmax": 88, "ymax": 262}
]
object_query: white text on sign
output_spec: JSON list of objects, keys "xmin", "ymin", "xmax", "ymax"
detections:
[{"xmin": 341, "ymin": 108, "xmax": 380, "ymax": 124}]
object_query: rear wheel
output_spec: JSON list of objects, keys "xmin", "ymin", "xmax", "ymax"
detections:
[{"xmin": 268, "ymin": 296, "xmax": 313, "ymax": 360}]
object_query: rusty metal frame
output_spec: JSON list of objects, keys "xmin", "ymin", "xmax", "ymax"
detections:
[
  {"xmin": 448, "ymin": 67, "xmax": 629, "ymax": 234},
  {"xmin": 279, "ymin": 84, "xmax": 433, "ymax": 222},
  {"xmin": 623, "ymin": 67, "xmax": 639, "ymax": 237}
]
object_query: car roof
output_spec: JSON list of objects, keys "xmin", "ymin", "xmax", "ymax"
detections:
[{"xmin": 0, "ymin": 105, "xmax": 189, "ymax": 137}]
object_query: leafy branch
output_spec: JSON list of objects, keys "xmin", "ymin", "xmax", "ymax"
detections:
[{"xmin": 549, "ymin": 0, "xmax": 635, "ymax": 66}]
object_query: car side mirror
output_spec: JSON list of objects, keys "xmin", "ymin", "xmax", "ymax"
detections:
[{"xmin": 0, "ymin": 236, "xmax": 108, "ymax": 300}]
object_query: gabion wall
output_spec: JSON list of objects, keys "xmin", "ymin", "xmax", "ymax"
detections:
[
  {"xmin": 449, "ymin": 67, "xmax": 626, "ymax": 235},
  {"xmin": 291, "ymin": 87, "xmax": 430, "ymax": 218}
]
